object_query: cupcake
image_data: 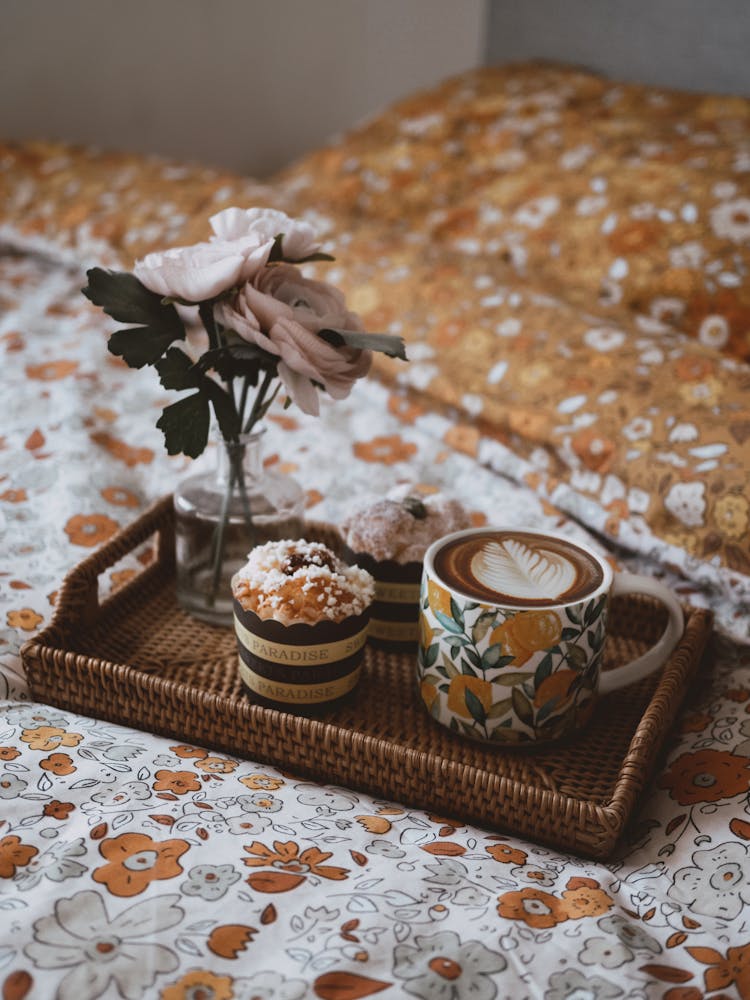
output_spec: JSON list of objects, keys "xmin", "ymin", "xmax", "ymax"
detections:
[
  {"xmin": 232, "ymin": 539, "xmax": 374, "ymax": 711},
  {"xmin": 341, "ymin": 485, "xmax": 470, "ymax": 648}
]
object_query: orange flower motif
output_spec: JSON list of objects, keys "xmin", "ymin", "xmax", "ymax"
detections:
[
  {"xmin": 560, "ymin": 885, "xmax": 613, "ymax": 919},
  {"xmin": 679, "ymin": 712, "xmax": 712, "ymax": 734},
  {"xmin": 93, "ymin": 831, "xmax": 190, "ymax": 897},
  {"xmin": 243, "ymin": 839, "xmax": 348, "ymax": 892},
  {"xmin": 659, "ymin": 749, "xmax": 750, "ymax": 805},
  {"xmin": 21, "ymin": 726, "xmax": 82, "ymax": 752},
  {"xmin": 6, "ymin": 608, "xmax": 43, "ymax": 632},
  {"xmin": 238, "ymin": 773, "xmax": 284, "ymax": 791},
  {"xmin": 39, "ymin": 752, "xmax": 76, "ymax": 775},
  {"xmin": 607, "ymin": 219, "xmax": 660, "ymax": 255},
  {"xmin": 571, "ymin": 427, "xmax": 616, "ymax": 474},
  {"xmin": 195, "ymin": 757, "xmax": 238, "ymax": 774},
  {"xmin": 161, "ymin": 969, "xmax": 234, "ymax": 1000},
  {"xmin": 497, "ymin": 888, "xmax": 568, "ymax": 928},
  {"xmin": 25, "ymin": 359, "xmax": 78, "ymax": 380},
  {"xmin": 0, "ymin": 489, "xmax": 27, "ymax": 503},
  {"xmin": 353, "ymin": 434, "xmax": 418, "ymax": 465},
  {"xmin": 90, "ymin": 431, "xmax": 154, "ymax": 467},
  {"xmin": 64, "ymin": 512, "xmax": 119, "ymax": 547},
  {"xmin": 100, "ymin": 486, "xmax": 140, "ymax": 508},
  {"xmin": 0, "ymin": 747, "xmax": 20, "ymax": 761},
  {"xmin": 110, "ymin": 569, "xmax": 137, "ymax": 591},
  {"xmin": 0, "ymin": 834, "xmax": 38, "ymax": 878},
  {"xmin": 170, "ymin": 745, "xmax": 208, "ymax": 759},
  {"xmin": 42, "ymin": 800, "xmax": 75, "ymax": 820},
  {"xmin": 687, "ymin": 942, "xmax": 750, "ymax": 997},
  {"xmin": 153, "ymin": 769, "xmax": 201, "ymax": 795},
  {"xmin": 486, "ymin": 843, "xmax": 528, "ymax": 865},
  {"xmin": 387, "ymin": 392, "xmax": 425, "ymax": 424},
  {"xmin": 673, "ymin": 354, "xmax": 715, "ymax": 382}
]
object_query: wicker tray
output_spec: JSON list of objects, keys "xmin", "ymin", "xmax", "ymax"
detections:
[{"xmin": 22, "ymin": 496, "xmax": 713, "ymax": 859}]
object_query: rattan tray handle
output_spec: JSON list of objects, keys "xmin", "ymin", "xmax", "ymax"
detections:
[{"xmin": 51, "ymin": 495, "xmax": 175, "ymax": 635}]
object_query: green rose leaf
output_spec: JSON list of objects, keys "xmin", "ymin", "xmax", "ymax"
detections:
[
  {"xmin": 318, "ymin": 328, "xmax": 407, "ymax": 361},
  {"xmin": 196, "ymin": 343, "xmax": 277, "ymax": 384},
  {"xmin": 83, "ymin": 269, "xmax": 184, "ymax": 331},
  {"xmin": 511, "ymin": 687, "xmax": 534, "ymax": 726},
  {"xmin": 84, "ymin": 269, "xmax": 185, "ymax": 369},
  {"xmin": 155, "ymin": 349, "xmax": 240, "ymax": 446},
  {"xmin": 107, "ymin": 325, "xmax": 184, "ymax": 370},
  {"xmin": 464, "ymin": 687, "xmax": 487, "ymax": 724},
  {"xmin": 155, "ymin": 348, "xmax": 202, "ymax": 391},
  {"xmin": 156, "ymin": 392, "xmax": 210, "ymax": 458}
]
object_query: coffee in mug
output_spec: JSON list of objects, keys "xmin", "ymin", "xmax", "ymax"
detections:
[
  {"xmin": 418, "ymin": 527, "xmax": 684, "ymax": 745},
  {"xmin": 433, "ymin": 530, "xmax": 604, "ymax": 607}
]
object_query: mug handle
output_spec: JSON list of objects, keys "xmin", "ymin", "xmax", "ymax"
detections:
[{"xmin": 599, "ymin": 572, "xmax": 684, "ymax": 695}]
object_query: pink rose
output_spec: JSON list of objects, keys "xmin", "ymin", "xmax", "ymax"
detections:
[
  {"xmin": 134, "ymin": 234, "xmax": 274, "ymax": 303},
  {"xmin": 215, "ymin": 265, "xmax": 371, "ymax": 415},
  {"xmin": 210, "ymin": 207, "xmax": 322, "ymax": 261}
]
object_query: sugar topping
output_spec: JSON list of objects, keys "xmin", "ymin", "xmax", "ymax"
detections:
[
  {"xmin": 232, "ymin": 539, "xmax": 374, "ymax": 625},
  {"xmin": 342, "ymin": 484, "xmax": 470, "ymax": 563}
]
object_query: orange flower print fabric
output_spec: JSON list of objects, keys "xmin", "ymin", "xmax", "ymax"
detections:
[
  {"xmin": 93, "ymin": 832, "xmax": 190, "ymax": 897},
  {"xmin": 2, "ymin": 62, "xmax": 750, "ymax": 1000}
]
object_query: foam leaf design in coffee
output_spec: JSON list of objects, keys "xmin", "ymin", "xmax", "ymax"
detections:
[{"xmin": 470, "ymin": 539, "xmax": 578, "ymax": 601}]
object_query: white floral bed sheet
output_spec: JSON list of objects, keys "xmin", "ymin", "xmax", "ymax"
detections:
[{"xmin": 1, "ymin": 248, "xmax": 750, "ymax": 1000}]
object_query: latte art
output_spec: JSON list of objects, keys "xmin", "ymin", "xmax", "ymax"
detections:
[
  {"xmin": 434, "ymin": 530, "xmax": 604, "ymax": 607},
  {"xmin": 472, "ymin": 539, "xmax": 577, "ymax": 601}
]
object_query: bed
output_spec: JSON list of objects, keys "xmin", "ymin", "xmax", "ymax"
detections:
[{"xmin": 1, "ymin": 62, "xmax": 749, "ymax": 999}]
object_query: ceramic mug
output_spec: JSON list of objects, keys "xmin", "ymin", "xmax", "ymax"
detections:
[{"xmin": 417, "ymin": 527, "xmax": 684, "ymax": 745}]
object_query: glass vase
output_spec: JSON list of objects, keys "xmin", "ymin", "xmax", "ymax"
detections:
[{"xmin": 174, "ymin": 428, "xmax": 305, "ymax": 626}]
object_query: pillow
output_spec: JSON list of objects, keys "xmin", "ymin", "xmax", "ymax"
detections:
[
  {"xmin": 0, "ymin": 140, "xmax": 275, "ymax": 267},
  {"xmin": 307, "ymin": 241, "xmax": 750, "ymax": 627},
  {"xmin": 277, "ymin": 62, "xmax": 750, "ymax": 360}
]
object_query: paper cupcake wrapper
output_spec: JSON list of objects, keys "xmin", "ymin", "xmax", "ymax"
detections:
[
  {"xmin": 233, "ymin": 600, "xmax": 369, "ymax": 705},
  {"xmin": 342, "ymin": 547, "xmax": 422, "ymax": 644}
]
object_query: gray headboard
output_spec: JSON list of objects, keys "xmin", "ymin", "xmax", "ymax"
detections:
[{"xmin": 485, "ymin": 0, "xmax": 750, "ymax": 97}]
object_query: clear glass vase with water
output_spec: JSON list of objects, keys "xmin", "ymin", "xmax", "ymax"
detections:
[{"xmin": 174, "ymin": 428, "xmax": 304, "ymax": 626}]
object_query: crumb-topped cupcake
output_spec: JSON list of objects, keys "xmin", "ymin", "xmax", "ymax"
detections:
[
  {"xmin": 232, "ymin": 539, "xmax": 374, "ymax": 710},
  {"xmin": 341, "ymin": 485, "xmax": 469, "ymax": 647}
]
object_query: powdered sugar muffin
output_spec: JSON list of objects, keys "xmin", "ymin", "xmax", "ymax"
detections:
[
  {"xmin": 232, "ymin": 540, "xmax": 374, "ymax": 710},
  {"xmin": 341, "ymin": 485, "xmax": 470, "ymax": 647}
]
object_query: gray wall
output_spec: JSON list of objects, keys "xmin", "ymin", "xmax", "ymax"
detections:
[
  {"xmin": 486, "ymin": 0, "xmax": 750, "ymax": 96},
  {"xmin": 0, "ymin": 0, "xmax": 485, "ymax": 176}
]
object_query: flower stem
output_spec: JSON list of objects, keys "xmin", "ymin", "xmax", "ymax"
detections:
[
  {"xmin": 208, "ymin": 459, "xmax": 235, "ymax": 606},
  {"xmin": 244, "ymin": 369, "xmax": 275, "ymax": 434}
]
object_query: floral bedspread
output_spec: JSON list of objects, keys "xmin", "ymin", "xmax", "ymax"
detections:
[
  {"xmin": 2, "ymin": 62, "xmax": 750, "ymax": 1000},
  {"xmin": 1, "ymin": 235, "xmax": 749, "ymax": 1000}
]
